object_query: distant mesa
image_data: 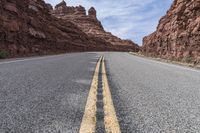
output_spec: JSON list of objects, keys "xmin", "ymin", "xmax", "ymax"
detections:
[{"xmin": 52, "ymin": 0, "xmax": 139, "ymax": 50}]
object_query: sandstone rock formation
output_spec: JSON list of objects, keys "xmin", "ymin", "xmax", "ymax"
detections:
[
  {"xmin": 52, "ymin": 1, "xmax": 139, "ymax": 52},
  {"xmin": 142, "ymin": 0, "xmax": 200, "ymax": 63},
  {"xmin": 0, "ymin": 0, "xmax": 138, "ymax": 58}
]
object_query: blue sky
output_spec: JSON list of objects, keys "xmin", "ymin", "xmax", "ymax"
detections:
[{"xmin": 45, "ymin": 0, "xmax": 173, "ymax": 45}]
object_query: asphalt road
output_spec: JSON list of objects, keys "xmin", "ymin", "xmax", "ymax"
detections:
[
  {"xmin": 0, "ymin": 52, "xmax": 200, "ymax": 133},
  {"xmin": 105, "ymin": 52, "xmax": 200, "ymax": 133},
  {"xmin": 0, "ymin": 53, "xmax": 101, "ymax": 133}
]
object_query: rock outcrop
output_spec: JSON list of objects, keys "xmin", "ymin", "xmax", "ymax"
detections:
[
  {"xmin": 142, "ymin": 0, "xmax": 200, "ymax": 63},
  {"xmin": 0, "ymin": 0, "xmax": 138, "ymax": 58},
  {"xmin": 52, "ymin": 1, "xmax": 139, "ymax": 52}
]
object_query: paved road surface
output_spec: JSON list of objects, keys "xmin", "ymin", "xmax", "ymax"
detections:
[
  {"xmin": 0, "ymin": 52, "xmax": 200, "ymax": 133},
  {"xmin": 0, "ymin": 53, "xmax": 101, "ymax": 133},
  {"xmin": 105, "ymin": 53, "xmax": 200, "ymax": 133}
]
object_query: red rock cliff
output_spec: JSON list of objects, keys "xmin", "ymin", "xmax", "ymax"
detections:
[
  {"xmin": 0, "ymin": 0, "xmax": 139, "ymax": 58},
  {"xmin": 142, "ymin": 0, "xmax": 200, "ymax": 63},
  {"xmin": 52, "ymin": 1, "xmax": 139, "ymax": 52}
]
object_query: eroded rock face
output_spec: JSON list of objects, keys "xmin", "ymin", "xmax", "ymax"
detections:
[
  {"xmin": 142, "ymin": 0, "xmax": 200, "ymax": 62},
  {"xmin": 0, "ymin": 0, "xmax": 93, "ymax": 57},
  {"xmin": 53, "ymin": 1, "xmax": 139, "ymax": 52},
  {"xmin": 0, "ymin": 0, "xmax": 138, "ymax": 57}
]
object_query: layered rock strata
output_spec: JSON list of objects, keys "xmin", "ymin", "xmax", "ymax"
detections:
[
  {"xmin": 0, "ymin": 0, "xmax": 139, "ymax": 58},
  {"xmin": 52, "ymin": 1, "xmax": 139, "ymax": 52}
]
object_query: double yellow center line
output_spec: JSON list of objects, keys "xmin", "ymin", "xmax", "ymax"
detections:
[{"xmin": 79, "ymin": 56, "xmax": 121, "ymax": 133}]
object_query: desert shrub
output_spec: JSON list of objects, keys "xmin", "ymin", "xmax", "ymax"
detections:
[
  {"xmin": 182, "ymin": 56, "xmax": 193, "ymax": 63},
  {"xmin": 0, "ymin": 50, "xmax": 9, "ymax": 59}
]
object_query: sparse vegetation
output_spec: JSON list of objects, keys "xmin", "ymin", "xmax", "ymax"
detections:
[
  {"xmin": 0, "ymin": 50, "xmax": 9, "ymax": 59},
  {"xmin": 182, "ymin": 56, "xmax": 194, "ymax": 63}
]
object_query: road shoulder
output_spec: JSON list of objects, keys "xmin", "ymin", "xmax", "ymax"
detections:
[{"xmin": 129, "ymin": 52, "xmax": 200, "ymax": 70}]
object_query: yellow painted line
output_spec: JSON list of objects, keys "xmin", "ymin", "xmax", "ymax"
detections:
[
  {"xmin": 79, "ymin": 56, "xmax": 102, "ymax": 133},
  {"xmin": 102, "ymin": 57, "xmax": 121, "ymax": 133}
]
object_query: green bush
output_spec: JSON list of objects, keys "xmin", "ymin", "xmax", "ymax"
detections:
[{"xmin": 0, "ymin": 50, "xmax": 9, "ymax": 59}]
